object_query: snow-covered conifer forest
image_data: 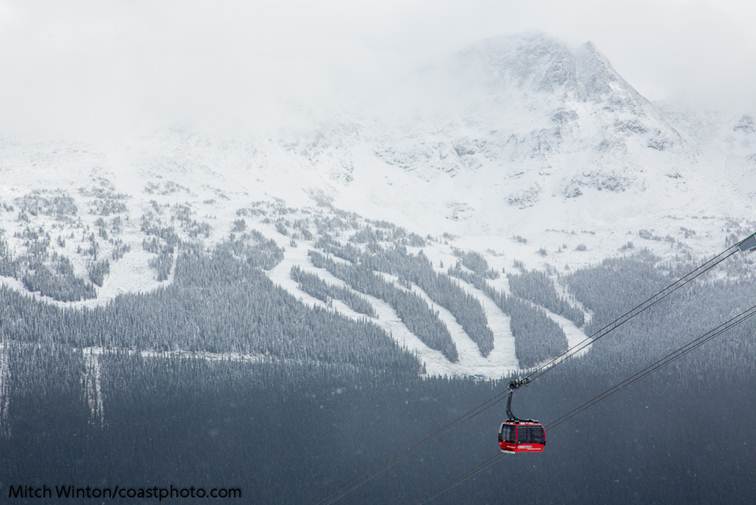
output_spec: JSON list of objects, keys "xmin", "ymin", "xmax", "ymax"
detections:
[{"xmin": 1, "ymin": 5, "xmax": 755, "ymax": 504}]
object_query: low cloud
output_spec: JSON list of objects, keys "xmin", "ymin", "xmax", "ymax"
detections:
[{"xmin": 0, "ymin": 0, "xmax": 753, "ymax": 140}]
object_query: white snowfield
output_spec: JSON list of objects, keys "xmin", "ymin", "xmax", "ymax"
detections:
[{"xmin": 0, "ymin": 31, "xmax": 753, "ymax": 380}]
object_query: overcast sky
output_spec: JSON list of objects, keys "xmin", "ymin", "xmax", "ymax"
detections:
[{"xmin": 1, "ymin": 0, "xmax": 754, "ymax": 139}]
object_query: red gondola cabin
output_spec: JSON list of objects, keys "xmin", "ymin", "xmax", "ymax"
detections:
[{"xmin": 498, "ymin": 420, "xmax": 546, "ymax": 454}]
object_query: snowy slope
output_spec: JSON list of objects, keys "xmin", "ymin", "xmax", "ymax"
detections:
[{"xmin": 0, "ymin": 32, "xmax": 753, "ymax": 378}]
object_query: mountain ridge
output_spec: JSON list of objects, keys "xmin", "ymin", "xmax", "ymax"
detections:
[{"xmin": 0, "ymin": 32, "xmax": 752, "ymax": 266}]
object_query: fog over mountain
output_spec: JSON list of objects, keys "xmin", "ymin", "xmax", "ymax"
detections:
[
  {"xmin": 0, "ymin": 27, "xmax": 753, "ymax": 381},
  {"xmin": 1, "ymin": 31, "xmax": 753, "ymax": 269},
  {"xmin": 2, "ymin": 0, "xmax": 756, "ymax": 137},
  {"xmin": 2, "ymin": 4, "xmax": 756, "ymax": 505}
]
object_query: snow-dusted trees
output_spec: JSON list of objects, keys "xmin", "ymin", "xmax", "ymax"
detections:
[
  {"xmin": 87, "ymin": 260, "xmax": 110, "ymax": 286},
  {"xmin": 507, "ymin": 270, "xmax": 584, "ymax": 326},
  {"xmin": 371, "ymin": 249, "xmax": 494, "ymax": 356},
  {"xmin": 458, "ymin": 251, "xmax": 499, "ymax": 279},
  {"xmin": 3, "ymin": 251, "xmax": 756, "ymax": 505},
  {"xmin": 314, "ymin": 240, "xmax": 493, "ymax": 357},
  {"xmin": 21, "ymin": 255, "xmax": 96, "ymax": 302},
  {"xmin": 448, "ymin": 265, "xmax": 568, "ymax": 367},
  {"xmin": 566, "ymin": 254, "xmax": 667, "ymax": 335},
  {"xmin": 141, "ymin": 220, "xmax": 178, "ymax": 281},
  {"xmin": 14, "ymin": 190, "xmax": 78, "ymax": 219},
  {"xmin": 346, "ymin": 222, "xmax": 426, "ymax": 248},
  {"xmin": 499, "ymin": 295, "xmax": 568, "ymax": 368},
  {"xmin": 0, "ymin": 247, "xmax": 419, "ymax": 372},
  {"xmin": 1, "ymin": 228, "xmax": 97, "ymax": 301},
  {"xmin": 0, "ymin": 233, "xmax": 15, "ymax": 277},
  {"xmin": 219, "ymin": 230, "xmax": 284, "ymax": 270},
  {"xmin": 148, "ymin": 252, "xmax": 173, "ymax": 282},
  {"xmin": 309, "ymin": 250, "xmax": 459, "ymax": 362},
  {"xmin": 290, "ymin": 266, "xmax": 376, "ymax": 317}
]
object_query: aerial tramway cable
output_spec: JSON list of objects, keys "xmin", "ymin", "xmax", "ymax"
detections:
[
  {"xmin": 413, "ymin": 303, "xmax": 756, "ymax": 505},
  {"xmin": 546, "ymin": 304, "xmax": 756, "ymax": 431},
  {"xmin": 522, "ymin": 242, "xmax": 743, "ymax": 384},
  {"xmin": 314, "ymin": 234, "xmax": 754, "ymax": 505}
]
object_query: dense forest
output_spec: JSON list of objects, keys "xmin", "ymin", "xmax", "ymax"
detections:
[
  {"xmin": 318, "ymin": 238, "xmax": 495, "ymax": 356},
  {"xmin": 308, "ymin": 249, "xmax": 459, "ymax": 362},
  {"xmin": 1, "ymin": 252, "xmax": 755, "ymax": 504},
  {"xmin": 0, "ymin": 247, "xmax": 417, "ymax": 372},
  {"xmin": 448, "ymin": 263, "xmax": 569, "ymax": 367},
  {"xmin": 290, "ymin": 265, "xmax": 377, "ymax": 317},
  {"xmin": 508, "ymin": 269, "xmax": 585, "ymax": 326}
]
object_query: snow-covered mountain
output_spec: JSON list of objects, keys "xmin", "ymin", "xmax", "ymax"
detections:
[
  {"xmin": 1, "ymin": 31, "xmax": 753, "ymax": 280},
  {"xmin": 0, "ymin": 32, "xmax": 753, "ymax": 379},
  {"xmin": 377, "ymin": 33, "xmax": 683, "ymax": 174}
]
